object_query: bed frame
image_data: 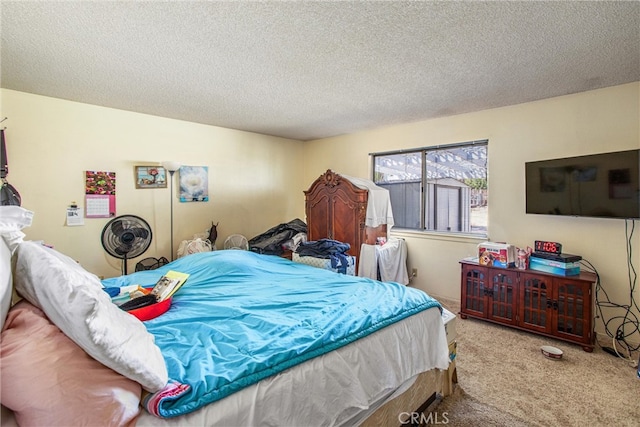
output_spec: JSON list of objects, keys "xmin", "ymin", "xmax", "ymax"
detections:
[{"xmin": 361, "ymin": 370, "xmax": 443, "ymax": 426}]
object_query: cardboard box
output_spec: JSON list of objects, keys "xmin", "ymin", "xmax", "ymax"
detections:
[
  {"xmin": 477, "ymin": 242, "xmax": 516, "ymax": 268},
  {"xmin": 442, "ymin": 340, "xmax": 458, "ymax": 397},
  {"xmin": 442, "ymin": 309, "xmax": 459, "ymax": 397},
  {"xmin": 441, "ymin": 307, "xmax": 457, "ymax": 344},
  {"xmin": 529, "ymin": 256, "xmax": 580, "ymax": 276}
]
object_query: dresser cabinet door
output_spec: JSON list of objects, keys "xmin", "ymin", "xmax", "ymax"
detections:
[
  {"xmin": 519, "ymin": 273, "xmax": 552, "ymax": 334},
  {"xmin": 461, "ymin": 264, "xmax": 489, "ymax": 318},
  {"xmin": 487, "ymin": 269, "xmax": 518, "ymax": 325},
  {"xmin": 553, "ymin": 278, "xmax": 592, "ymax": 345}
]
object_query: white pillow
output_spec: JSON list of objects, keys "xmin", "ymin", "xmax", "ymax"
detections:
[
  {"xmin": 0, "ymin": 206, "xmax": 34, "ymax": 331},
  {"xmin": 12, "ymin": 241, "xmax": 168, "ymax": 392},
  {"xmin": 0, "ymin": 238, "xmax": 12, "ymax": 331},
  {"xmin": 0, "ymin": 206, "xmax": 33, "ymax": 252}
]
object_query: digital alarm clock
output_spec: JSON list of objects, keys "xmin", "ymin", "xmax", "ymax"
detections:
[{"xmin": 534, "ymin": 240, "xmax": 562, "ymax": 254}]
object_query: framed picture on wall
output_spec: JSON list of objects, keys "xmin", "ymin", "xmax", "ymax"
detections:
[
  {"xmin": 179, "ymin": 166, "xmax": 209, "ymax": 202},
  {"xmin": 135, "ymin": 166, "xmax": 167, "ymax": 189}
]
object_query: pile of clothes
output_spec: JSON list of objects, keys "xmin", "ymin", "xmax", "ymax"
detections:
[
  {"xmin": 248, "ymin": 218, "xmax": 307, "ymax": 256},
  {"xmin": 295, "ymin": 239, "xmax": 352, "ymax": 274}
]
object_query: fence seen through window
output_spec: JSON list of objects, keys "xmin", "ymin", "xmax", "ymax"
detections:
[{"xmin": 373, "ymin": 140, "xmax": 488, "ymax": 236}]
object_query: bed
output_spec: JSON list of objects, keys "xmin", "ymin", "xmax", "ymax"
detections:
[{"xmin": 0, "ymin": 206, "xmax": 450, "ymax": 426}]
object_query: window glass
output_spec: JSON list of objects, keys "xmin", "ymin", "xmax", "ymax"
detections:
[{"xmin": 373, "ymin": 141, "xmax": 488, "ymax": 236}]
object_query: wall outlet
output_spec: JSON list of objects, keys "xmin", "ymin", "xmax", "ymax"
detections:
[{"xmin": 412, "ymin": 268, "xmax": 418, "ymax": 278}]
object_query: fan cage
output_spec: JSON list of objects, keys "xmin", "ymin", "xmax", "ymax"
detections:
[
  {"xmin": 101, "ymin": 215, "xmax": 153, "ymax": 274},
  {"xmin": 224, "ymin": 234, "xmax": 249, "ymax": 250}
]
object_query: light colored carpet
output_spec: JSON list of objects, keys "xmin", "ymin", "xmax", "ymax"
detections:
[{"xmin": 434, "ymin": 299, "xmax": 639, "ymax": 427}]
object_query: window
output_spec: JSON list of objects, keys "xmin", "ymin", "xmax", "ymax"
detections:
[{"xmin": 373, "ymin": 140, "xmax": 488, "ymax": 236}]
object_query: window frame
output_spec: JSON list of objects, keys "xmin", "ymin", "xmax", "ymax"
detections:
[{"xmin": 371, "ymin": 139, "xmax": 488, "ymax": 238}]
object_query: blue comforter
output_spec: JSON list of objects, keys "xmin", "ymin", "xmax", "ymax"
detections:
[{"xmin": 102, "ymin": 250, "xmax": 441, "ymax": 418}]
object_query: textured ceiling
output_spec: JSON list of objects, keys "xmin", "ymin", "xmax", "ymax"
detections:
[{"xmin": 1, "ymin": 1, "xmax": 639, "ymax": 141}]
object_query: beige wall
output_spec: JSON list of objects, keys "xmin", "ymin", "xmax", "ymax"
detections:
[
  {"xmin": 0, "ymin": 89, "xmax": 306, "ymax": 278},
  {"xmin": 303, "ymin": 83, "xmax": 640, "ymax": 339},
  {"xmin": 2, "ymin": 83, "xmax": 639, "ymax": 341}
]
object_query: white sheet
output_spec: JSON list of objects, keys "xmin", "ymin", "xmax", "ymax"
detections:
[
  {"xmin": 341, "ymin": 174, "xmax": 395, "ymax": 228},
  {"xmin": 358, "ymin": 238, "xmax": 409, "ymax": 285},
  {"xmin": 358, "ymin": 243, "xmax": 378, "ymax": 280},
  {"xmin": 135, "ymin": 306, "xmax": 449, "ymax": 426},
  {"xmin": 378, "ymin": 238, "xmax": 409, "ymax": 284}
]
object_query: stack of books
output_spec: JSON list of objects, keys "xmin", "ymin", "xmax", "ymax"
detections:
[{"xmin": 529, "ymin": 252, "xmax": 582, "ymax": 276}]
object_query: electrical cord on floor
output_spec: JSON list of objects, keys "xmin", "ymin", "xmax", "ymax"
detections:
[{"xmin": 589, "ymin": 219, "xmax": 639, "ymax": 368}]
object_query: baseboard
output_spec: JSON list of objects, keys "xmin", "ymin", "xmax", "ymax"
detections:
[{"xmin": 429, "ymin": 294, "xmax": 460, "ymax": 308}]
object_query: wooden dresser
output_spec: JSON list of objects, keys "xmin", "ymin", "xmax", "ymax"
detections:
[
  {"xmin": 304, "ymin": 170, "xmax": 387, "ymax": 269},
  {"xmin": 460, "ymin": 259, "xmax": 597, "ymax": 351}
]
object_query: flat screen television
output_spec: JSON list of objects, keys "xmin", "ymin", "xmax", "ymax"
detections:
[{"xmin": 525, "ymin": 149, "xmax": 640, "ymax": 219}]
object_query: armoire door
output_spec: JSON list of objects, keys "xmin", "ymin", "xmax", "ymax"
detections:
[
  {"xmin": 330, "ymin": 188, "xmax": 362, "ymax": 253},
  {"xmin": 306, "ymin": 192, "xmax": 331, "ymax": 242}
]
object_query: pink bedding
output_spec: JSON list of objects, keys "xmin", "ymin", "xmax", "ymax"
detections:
[{"xmin": 0, "ymin": 301, "xmax": 142, "ymax": 426}]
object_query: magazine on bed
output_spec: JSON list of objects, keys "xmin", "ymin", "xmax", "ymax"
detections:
[{"xmin": 151, "ymin": 270, "xmax": 190, "ymax": 301}]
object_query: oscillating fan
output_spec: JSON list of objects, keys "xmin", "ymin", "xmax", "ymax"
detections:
[
  {"xmin": 224, "ymin": 234, "xmax": 249, "ymax": 250},
  {"xmin": 101, "ymin": 215, "xmax": 153, "ymax": 274}
]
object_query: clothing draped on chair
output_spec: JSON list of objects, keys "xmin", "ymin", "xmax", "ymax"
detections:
[{"xmin": 358, "ymin": 238, "xmax": 409, "ymax": 285}]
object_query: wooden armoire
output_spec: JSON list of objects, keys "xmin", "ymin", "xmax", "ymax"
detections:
[{"xmin": 304, "ymin": 170, "xmax": 387, "ymax": 269}]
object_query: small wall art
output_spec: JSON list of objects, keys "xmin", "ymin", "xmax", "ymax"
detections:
[
  {"xmin": 135, "ymin": 166, "xmax": 167, "ymax": 189},
  {"xmin": 179, "ymin": 166, "xmax": 209, "ymax": 202}
]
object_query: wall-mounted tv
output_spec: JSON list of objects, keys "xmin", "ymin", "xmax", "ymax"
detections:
[{"xmin": 525, "ymin": 149, "xmax": 640, "ymax": 219}]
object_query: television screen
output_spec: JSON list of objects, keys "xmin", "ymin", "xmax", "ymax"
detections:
[{"xmin": 525, "ymin": 149, "xmax": 640, "ymax": 219}]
